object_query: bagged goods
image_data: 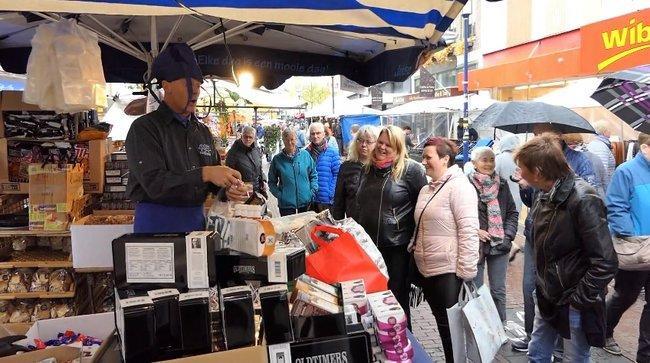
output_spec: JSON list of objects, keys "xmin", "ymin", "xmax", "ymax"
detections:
[{"xmin": 24, "ymin": 19, "xmax": 107, "ymax": 113}]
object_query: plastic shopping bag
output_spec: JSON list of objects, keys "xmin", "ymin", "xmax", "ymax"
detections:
[
  {"xmin": 306, "ymin": 225, "xmax": 388, "ymax": 293},
  {"xmin": 338, "ymin": 217, "xmax": 389, "ymax": 278},
  {"xmin": 447, "ymin": 282, "xmax": 480, "ymax": 363},
  {"xmin": 461, "ymin": 283, "xmax": 508, "ymax": 362}
]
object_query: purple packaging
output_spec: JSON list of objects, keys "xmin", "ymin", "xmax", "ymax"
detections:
[
  {"xmin": 376, "ymin": 327, "xmax": 408, "ymax": 345},
  {"xmin": 383, "ymin": 340, "xmax": 413, "ymax": 361},
  {"xmin": 341, "ymin": 279, "xmax": 369, "ymax": 315},
  {"xmin": 368, "ymin": 291, "xmax": 408, "ymax": 331}
]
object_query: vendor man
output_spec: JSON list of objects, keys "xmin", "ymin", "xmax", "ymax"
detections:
[{"xmin": 126, "ymin": 43, "xmax": 246, "ymax": 233}]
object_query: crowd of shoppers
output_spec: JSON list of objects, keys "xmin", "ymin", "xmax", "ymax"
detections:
[{"xmin": 257, "ymin": 117, "xmax": 648, "ymax": 362}]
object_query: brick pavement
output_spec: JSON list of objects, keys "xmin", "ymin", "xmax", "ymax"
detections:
[{"xmin": 411, "ymin": 236, "xmax": 643, "ymax": 363}]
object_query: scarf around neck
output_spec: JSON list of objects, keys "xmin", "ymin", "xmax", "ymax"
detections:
[
  {"xmin": 470, "ymin": 171, "xmax": 505, "ymax": 244},
  {"xmin": 308, "ymin": 140, "xmax": 327, "ymax": 161},
  {"xmin": 373, "ymin": 157, "xmax": 394, "ymax": 170}
]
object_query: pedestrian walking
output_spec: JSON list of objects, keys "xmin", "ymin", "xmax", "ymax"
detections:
[
  {"xmin": 564, "ymin": 133, "xmax": 607, "ymax": 198},
  {"xmin": 587, "ymin": 120, "xmax": 617, "ymax": 189},
  {"xmin": 306, "ymin": 122, "xmax": 340, "ymax": 212},
  {"xmin": 411, "ymin": 137, "xmax": 479, "ymax": 363},
  {"xmin": 355, "ymin": 126, "xmax": 427, "ymax": 328},
  {"xmin": 225, "ymin": 126, "xmax": 268, "ymax": 198},
  {"xmin": 268, "ymin": 128, "xmax": 319, "ymax": 216},
  {"xmin": 603, "ymin": 132, "xmax": 650, "ymax": 363},
  {"xmin": 514, "ymin": 133, "xmax": 617, "ymax": 363},
  {"xmin": 331, "ymin": 125, "xmax": 378, "ymax": 220},
  {"xmin": 468, "ymin": 146, "xmax": 519, "ymax": 323}
]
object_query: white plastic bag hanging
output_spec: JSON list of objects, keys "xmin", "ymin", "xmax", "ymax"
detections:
[{"xmin": 24, "ymin": 19, "xmax": 107, "ymax": 113}]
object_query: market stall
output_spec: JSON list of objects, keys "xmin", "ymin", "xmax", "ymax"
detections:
[{"xmin": 0, "ymin": 1, "xmax": 467, "ymax": 361}]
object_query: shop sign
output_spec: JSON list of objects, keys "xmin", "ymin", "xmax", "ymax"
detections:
[
  {"xmin": 419, "ymin": 68, "xmax": 436, "ymax": 98},
  {"xmin": 581, "ymin": 8, "xmax": 650, "ymax": 73},
  {"xmin": 370, "ymin": 86, "xmax": 383, "ymax": 110},
  {"xmin": 337, "ymin": 75, "xmax": 367, "ymax": 94}
]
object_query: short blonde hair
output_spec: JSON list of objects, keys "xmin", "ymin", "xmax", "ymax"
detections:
[
  {"xmin": 370, "ymin": 125, "xmax": 408, "ymax": 181},
  {"xmin": 348, "ymin": 125, "xmax": 378, "ymax": 163}
]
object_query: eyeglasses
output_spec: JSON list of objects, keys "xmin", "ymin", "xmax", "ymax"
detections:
[{"xmin": 358, "ymin": 139, "xmax": 376, "ymax": 145}]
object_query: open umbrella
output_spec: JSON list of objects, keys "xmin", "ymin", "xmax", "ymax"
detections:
[
  {"xmin": 591, "ymin": 64, "xmax": 650, "ymax": 133},
  {"xmin": 473, "ymin": 101, "xmax": 596, "ymax": 134}
]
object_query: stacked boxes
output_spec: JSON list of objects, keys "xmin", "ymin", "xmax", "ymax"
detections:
[
  {"xmin": 367, "ymin": 290, "xmax": 412, "ymax": 362},
  {"xmin": 102, "ymin": 152, "xmax": 134, "ymax": 210}
]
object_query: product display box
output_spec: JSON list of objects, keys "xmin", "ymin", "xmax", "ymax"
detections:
[
  {"xmin": 71, "ymin": 214, "xmax": 134, "ymax": 269},
  {"xmin": 218, "ymin": 217, "xmax": 276, "ymax": 257},
  {"xmin": 219, "ymin": 286, "xmax": 255, "ymax": 350},
  {"xmin": 112, "ymin": 232, "xmax": 217, "ymax": 292},
  {"xmin": 214, "ymin": 247, "xmax": 305, "ymax": 286},
  {"xmin": 0, "ymin": 312, "xmax": 115, "ymax": 363},
  {"xmin": 267, "ymin": 331, "xmax": 372, "ymax": 363},
  {"xmin": 0, "ymin": 138, "xmax": 107, "ymax": 195},
  {"xmin": 259, "ymin": 285, "xmax": 293, "ymax": 345},
  {"xmin": 0, "ymin": 90, "xmax": 42, "ymax": 139}
]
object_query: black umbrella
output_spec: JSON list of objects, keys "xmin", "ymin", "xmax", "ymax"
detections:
[
  {"xmin": 591, "ymin": 64, "xmax": 650, "ymax": 134},
  {"xmin": 474, "ymin": 101, "xmax": 596, "ymax": 134}
]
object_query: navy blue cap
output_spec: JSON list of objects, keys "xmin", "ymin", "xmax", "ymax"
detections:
[{"xmin": 151, "ymin": 43, "xmax": 203, "ymax": 82}]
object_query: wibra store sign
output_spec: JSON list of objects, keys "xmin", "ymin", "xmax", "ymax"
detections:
[{"xmin": 581, "ymin": 8, "xmax": 650, "ymax": 73}]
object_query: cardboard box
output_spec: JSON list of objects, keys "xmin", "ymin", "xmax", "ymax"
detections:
[
  {"xmin": 163, "ymin": 345, "xmax": 268, "ymax": 363},
  {"xmin": 0, "ymin": 138, "xmax": 107, "ymax": 194},
  {"xmin": 28, "ymin": 163, "xmax": 84, "ymax": 231},
  {"xmin": 0, "ymin": 90, "xmax": 42, "ymax": 139},
  {"xmin": 0, "ymin": 312, "xmax": 115, "ymax": 363},
  {"xmin": 71, "ymin": 215, "xmax": 134, "ymax": 269},
  {"xmin": 223, "ymin": 218, "xmax": 276, "ymax": 257}
]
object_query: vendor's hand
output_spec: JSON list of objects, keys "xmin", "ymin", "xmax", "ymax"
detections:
[
  {"xmin": 202, "ymin": 166, "xmax": 241, "ymax": 188},
  {"xmin": 478, "ymin": 229, "xmax": 492, "ymax": 243},
  {"xmin": 225, "ymin": 182, "xmax": 250, "ymax": 203}
]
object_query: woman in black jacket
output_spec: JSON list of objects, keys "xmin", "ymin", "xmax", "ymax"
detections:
[
  {"xmin": 468, "ymin": 146, "xmax": 519, "ymax": 323},
  {"xmin": 355, "ymin": 125, "xmax": 428, "ymax": 326},
  {"xmin": 225, "ymin": 126, "xmax": 267, "ymax": 198},
  {"xmin": 331, "ymin": 125, "xmax": 378, "ymax": 220},
  {"xmin": 514, "ymin": 133, "xmax": 617, "ymax": 363}
]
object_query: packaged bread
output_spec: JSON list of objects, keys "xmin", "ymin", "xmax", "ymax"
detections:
[
  {"xmin": 30, "ymin": 268, "xmax": 51, "ymax": 292},
  {"xmin": 0, "ymin": 301, "xmax": 14, "ymax": 323},
  {"xmin": 0, "ymin": 269, "xmax": 11, "ymax": 293},
  {"xmin": 32, "ymin": 299, "xmax": 53, "ymax": 321},
  {"xmin": 49, "ymin": 269, "xmax": 73, "ymax": 293},
  {"xmin": 51, "ymin": 300, "xmax": 74, "ymax": 319},
  {"xmin": 10, "ymin": 300, "xmax": 34, "ymax": 323},
  {"xmin": 8, "ymin": 268, "xmax": 33, "ymax": 293}
]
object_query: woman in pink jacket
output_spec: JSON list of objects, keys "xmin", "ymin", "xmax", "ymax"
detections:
[{"xmin": 411, "ymin": 137, "xmax": 480, "ymax": 362}]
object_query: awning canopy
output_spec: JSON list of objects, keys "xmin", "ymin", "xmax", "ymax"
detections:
[{"xmin": 0, "ymin": 1, "xmax": 467, "ymax": 89}]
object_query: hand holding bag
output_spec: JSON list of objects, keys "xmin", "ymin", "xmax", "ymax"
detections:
[{"xmin": 306, "ymin": 225, "xmax": 388, "ymax": 293}]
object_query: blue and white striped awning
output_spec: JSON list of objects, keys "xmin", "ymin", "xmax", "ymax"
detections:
[
  {"xmin": 0, "ymin": 1, "xmax": 467, "ymax": 88},
  {"xmin": 0, "ymin": 0, "xmax": 466, "ymax": 44}
]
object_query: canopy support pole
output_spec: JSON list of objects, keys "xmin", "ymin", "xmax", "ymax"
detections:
[
  {"xmin": 161, "ymin": 15, "xmax": 185, "ymax": 53},
  {"xmin": 32, "ymin": 12, "xmax": 145, "ymax": 61},
  {"xmin": 188, "ymin": 22, "xmax": 226, "ymax": 46},
  {"xmin": 192, "ymin": 23, "xmax": 263, "ymax": 51},
  {"xmin": 84, "ymin": 14, "xmax": 143, "ymax": 56},
  {"xmin": 150, "ymin": 16, "xmax": 158, "ymax": 58}
]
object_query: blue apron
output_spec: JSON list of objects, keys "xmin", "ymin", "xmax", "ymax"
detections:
[{"xmin": 134, "ymin": 202, "xmax": 205, "ymax": 233}]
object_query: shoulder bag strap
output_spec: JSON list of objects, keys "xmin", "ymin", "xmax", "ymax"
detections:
[{"xmin": 412, "ymin": 177, "xmax": 451, "ymax": 248}]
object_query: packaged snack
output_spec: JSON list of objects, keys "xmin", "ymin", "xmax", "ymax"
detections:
[
  {"xmin": 8, "ymin": 268, "xmax": 33, "ymax": 293},
  {"xmin": 0, "ymin": 269, "xmax": 12, "ymax": 293},
  {"xmin": 49, "ymin": 269, "xmax": 73, "ymax": 293},
  {"xmin": 0, "ymin": 301, "xmax": 14, "ymax": 323},
  {"xmin": 32, "ymin": 299, "xmax": 54, "ymax": 321},
  {"xmin": 31, "ymin": 268, "xmax": 51, "ymax": 292},
  {"xmin": 10, "ymin": 300, "xmax": 35, "ymax": 323},
  {"xmin": 12, "ymin": 237, "xmax": 35, "ymax": 251}
]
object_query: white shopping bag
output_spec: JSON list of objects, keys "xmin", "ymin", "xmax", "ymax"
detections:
[
  {"xmin": 461, "ymin": 283, "xmax": 508, "ymax": 362},
  {"xmin": 447, "ymin": 282, "xmax": 480, "ymax": 363}
]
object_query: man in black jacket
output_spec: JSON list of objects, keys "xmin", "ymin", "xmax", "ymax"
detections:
[
  {"xmin": 514, "ymin": 133, "xmax": 617, "ymax": 363},
  {"xmin": 225, "ymin": 126, "xmax": 267, "ymax": 198}
]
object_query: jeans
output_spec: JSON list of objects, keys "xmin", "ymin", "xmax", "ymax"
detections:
[
  {"xmin": 474, "ymin": 253, "xmax": 509, "ymax": 322},
  {"xmin": 528, "ymin": 305, "xmax": 590, "ymax": 363},
  {"xmin": 523, "ymin": 236, "xmax": 537, "ymax": 337},
  {"xmin": 279, "ymin": 205, "xmax": 310, "ymax": 216},
  {"xmin": 606, "ymin": 269, "xmax": 650, "ymax": 363},
  {"xmin": 421, "ymin": 273, "xmax": 462, "ymax": 363},
  {"xmin": 378, "ymin": 244, "xmax": 411, "ymax": 329}
]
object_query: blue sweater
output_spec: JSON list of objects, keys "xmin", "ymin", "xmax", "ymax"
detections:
[
  {"xmin": 268, "ymin": 149, "xmax": 318, "ymax": 209},
  {"xmin": 310, "ymin": 146, "xmax": 341, "ymax": 205},
  {"xmin": 606, "ymin": 153, "xmax": 650, "ymax": 236}
]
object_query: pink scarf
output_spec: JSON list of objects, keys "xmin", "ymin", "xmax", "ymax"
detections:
[
  {"xmin": 470, "ymin": 171, "xmax": 505, "ymax": 243},
  {"xmin": 373, "ymin": 157, "xmax": 394, "ymax": 170}
]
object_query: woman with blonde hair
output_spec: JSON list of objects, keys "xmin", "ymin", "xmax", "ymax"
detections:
[
  {"xmin": 355, "ymin": 125, "xmax": 427, "ymax": 327},
  {"xmin": 331, "ymin": 125, "xmax": 378, "ymax": 220}
]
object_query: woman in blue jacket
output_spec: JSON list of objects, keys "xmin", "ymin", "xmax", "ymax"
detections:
[{"xmin": 268, "ymin": 128, "xmax": 319, "ymax": 216}]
